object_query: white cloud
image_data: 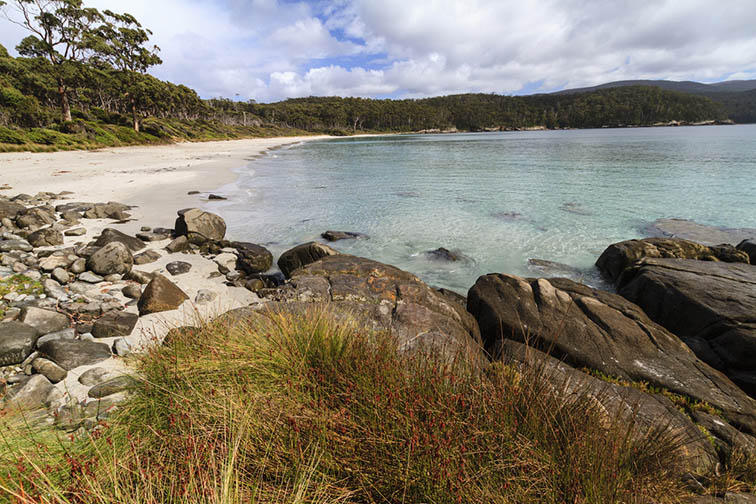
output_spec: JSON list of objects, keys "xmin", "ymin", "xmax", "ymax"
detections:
[{"xmin": 2, "ymin": 0, "xmax": 756, "ymax": 101}]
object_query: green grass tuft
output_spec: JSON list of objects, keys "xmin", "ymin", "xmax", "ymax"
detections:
[{"xmin": 0, "ymin": 305, "xmax": 697, "ymax": 503}]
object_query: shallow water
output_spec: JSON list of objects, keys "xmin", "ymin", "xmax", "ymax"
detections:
[{"xmin": 210, "ymin": 125, "xmax": 756, "ymax": 293}]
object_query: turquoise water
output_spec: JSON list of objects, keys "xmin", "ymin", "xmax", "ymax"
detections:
[{"xmin": 211, "ymin": 125, "xmax": 756, "ymax": 293}]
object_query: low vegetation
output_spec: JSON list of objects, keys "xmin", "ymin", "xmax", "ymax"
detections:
[{"xmin": 1, "ymin": 305, "xmax": 704, "ymax": 503}]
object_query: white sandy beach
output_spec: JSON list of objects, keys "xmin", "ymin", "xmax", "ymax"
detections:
[{"xmin": 0, "ymin": 136, "xmax": 330, "ymax": 232}]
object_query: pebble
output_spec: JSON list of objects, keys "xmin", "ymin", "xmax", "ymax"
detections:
[
  {"xmin": 166, "ymin": 261, "xmax": 192, "ymax": 276},
  {"xmin": 122, "ymin": 284, "xmax": 142, "ymax": 299},
  {"xmin": 52, "ymin": 267, "xmax": 70, "ymax": 284},
  {"xmin": 113, "ymin": 338, "xmax": 132, "ymax": 356},
  {"xmin": 64, "ymin": 227, "xmax": 87, "ymax": 236}
]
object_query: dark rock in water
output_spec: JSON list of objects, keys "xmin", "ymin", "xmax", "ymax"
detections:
[
  {"xmin": 278, "ymin": 242, "xmax": 338, "ymax": 278},
  {"xmin": 174, "ymin": 208, "xmax": 226, "ymax": 244},
  {"xmin": 134, "ymin": 249, "xmax": 161, "ymax": 265},
  {"xmin": 92, "ymin": 311, "xmax": 139, "ymax": 338},
  {"xmin": 93, "ymin": 228, "xmax": 145, "ymax": 252},
  {"xmin": 499, "ymin": 339, "xmax": 717, "ymax": 474},
  {"xmin": 87, "ymin": 242, "xmax": 134, "ymax": 276},
  {"xmin": 527, "ymin": 258, "xmax": 582, "ymax": 276},
  {"xmin": 425, "ymin": 247, "xmax": 462, "ymax": 262},
  {"xmin": 559, "ymin": 202, "xmax": 592, "ymax": 216},
  {"xmin": 0, "ymin": 321, "xmax": 40, "ymax": 366},
  {"xmin": 467, "ymin": 273, "xmax": 756, "ymax": 433},
  {"xmin": 19, "ymin": 306, "xmax": 69, "ymax": 335},
  {"xmin": 38, "ymin": 339, "xmax": 111, "ymax": 370},
  {"xmin": 233, "ymin": 242, "xmax": 273, "ymax": 274},
  {"xmin": 165, "ymin": 236, "xmax": 189, "ymax": 253},
  {"xmin": 208, "ymin": 194, "xmax": 227, "ymax": 200},
  {"xmin": 166, "ymin": 261, "xmax": 192, "ymax": 276},
  {"xmin": 395, "ymin": 191, "xmax": 420, "ymax": 198},
  {"xmin": 596, "ymin": 237, "xmax": 749, "ymax": 283},
  {"xmin": 617, "ymin": 258, "xmax": 756, "ymax": 397},
  {"xmin": 264, "ymin": 254, "xmax": 483, "ymax": 362},
  {"xmin": 138, "ymin": 274, "xmax": 189, "ymax": 315},
  {"xmin": 738, "ymin": 239, "xmax": 756, "ymax": 265},
  {"xmin": 645, "ymin": 218, "xmax": 756, "ymax": 246},
  {"xmin": 28, "ymin": 228, "xmax": 64, "ymax": 247},
  {"xmin": 491, "ymin": 211, "xmax": 523, "ymax": 221},
  {"xmin": 321, "ymin": 230, "xmax": 368, "ymax": 241},
  {"xmin": 0, "ymin": 200, "xmax": 26, "ymax": 220}
]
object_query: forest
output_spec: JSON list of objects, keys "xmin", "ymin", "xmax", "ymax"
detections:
[{"xmin": 0, "ymin": 0, "xmax": 748, "ymax": 151}]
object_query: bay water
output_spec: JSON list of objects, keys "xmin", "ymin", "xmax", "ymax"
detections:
[{"xmin": 210, "ymin": 125, "xmax": 756, "ymax": 293}]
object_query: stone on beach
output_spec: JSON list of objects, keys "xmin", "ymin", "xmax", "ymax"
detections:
[
  {"xmin": 174, "ymin": 208, "xmax": 226, "ymax": 244},
  {"xmin": 138, "ymin": 274, "xmax": 189, "ymax": 315},
  {"xmin": 277, "ymin": 242, "xmax": 338, "ymax": 278},
  {"xmin": 87, "ymin": 242, "xmax": 134, "ymax": 276}
]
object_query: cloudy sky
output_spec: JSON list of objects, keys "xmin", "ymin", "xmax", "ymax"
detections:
[{"xmin": 2, "ymin": 0, "xmax": 756, "ymax": 102}]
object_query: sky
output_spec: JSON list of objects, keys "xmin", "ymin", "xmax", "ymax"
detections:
[{"xmin": 2, "ymin": 0, "xmax": 756, "ymax": 103}]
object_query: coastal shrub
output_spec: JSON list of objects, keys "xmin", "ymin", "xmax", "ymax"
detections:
[
  {"xmin": 0, "ymin": 306, "xmax": 693, "ymax": 503},
  {"xmin": 0, "ymin": 126, "xmax": 27, "ymax": 145}
]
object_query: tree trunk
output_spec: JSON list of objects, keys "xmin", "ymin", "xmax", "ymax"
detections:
[
  {"xmin": 131, "ymin": 99, "xmax": 140, "ymax": 132},
  {"xmin": 58, "ymin": 80, "xmax": 72, "ymax": 122}
]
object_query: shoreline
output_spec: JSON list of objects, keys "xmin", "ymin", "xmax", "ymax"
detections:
[{"xmin": 0, "ymin": 135, "xmax": 332, "ymax": 234}]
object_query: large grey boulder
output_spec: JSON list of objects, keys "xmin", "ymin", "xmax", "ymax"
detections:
[
  {"xmin": 617, "ymin": 258, "xmax": 756, "ymax": 396},
  {"xmin": 467, "ymin": 273, "xmax": 756, "ymax": 433},
  {"xmin": 38, "ymin": 339, "xmax": 112, "ymax": 370},
  {"xmin": 27, "ymin": 228, "xmax": 64, "ymax": 248},
  {"xmin": 19, "ymin": 306, "xmax": 69, "ymax": 335},
  {"xmin": 174, "ymin": 208, "xmax": 226, "ymax": 244},
  {"xmin": 0, "ymin": 321, "xmax": 40, "ymax": 366},
  {"xmin": 262, "ymin": 254, "xmax": 482, "ymax": 361},
  {"xmin": 596, "ymin": 237, "xmax": 749, "ymax": 283},
  {"xmin": 233, "ymin": 241, "xmax": 273, "ymax": 274},
  {"xmin": 137, "ymin": 274, "xmax": 189, "ymax": 315},
  {"xmin": 91, "ymin": 311, "xmax": 139, "ymax": 338},
  {"xmin": 277, "ymin": 242, "xmax": 338, "ymax": 278},
  {"xmin": 87, "ymin": 241, "xmax": 133, "ymax": 276},
  {"xmin": 93, "ymin": 228, "xmax": 145, "ymax": 253}
]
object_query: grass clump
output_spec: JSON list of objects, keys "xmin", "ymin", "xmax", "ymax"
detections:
[{"xmin": 0, "ymin": 305, "xmax": 693, "ymax": 503}]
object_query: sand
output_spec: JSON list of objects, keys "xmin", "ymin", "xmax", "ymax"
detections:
[{"xmin": 0, "ymin": 136, "xmax": 330, "ymax": 232}]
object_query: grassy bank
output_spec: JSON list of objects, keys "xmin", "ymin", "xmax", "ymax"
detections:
[
  {"xmin": 0, "ymin": 119, "xmax": 315, "ymax": 153},
  {"xmin": 0, "ymin": 306, "xmax": 721, "ymax": 503}
]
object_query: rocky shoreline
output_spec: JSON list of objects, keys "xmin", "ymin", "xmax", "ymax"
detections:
[{"xmin": 1, "ymin": 189, "xmax": 755, "ymax": 501}]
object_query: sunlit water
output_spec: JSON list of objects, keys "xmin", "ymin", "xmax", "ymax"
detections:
[{"xmin": 208, "ymin": 125, "xmax": 756, "ymax": 293}]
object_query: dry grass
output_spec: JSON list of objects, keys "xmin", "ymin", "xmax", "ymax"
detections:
[{"xmin": 0, "ymin": 305, "xmax": 699, "ymax": 503}]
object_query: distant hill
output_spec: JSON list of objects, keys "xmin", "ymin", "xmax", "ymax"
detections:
[
  {"xmin": 554, "ymin": 79, "xmax": 756, "ymax": 96},
  {"xmin": 553, "ymin": 79, "xmax": 756, "ymax": 123}
]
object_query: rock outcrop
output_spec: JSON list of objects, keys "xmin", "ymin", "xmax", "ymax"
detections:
[
  {"xmin": 617, "ymin": 258, "xmax": 756, "ymax": 396},
  {"xmin": 467, "ymin": 273, "xmax": 756, "ymax": 433},
  {"xmin": 596, "ymin": 237, "xmax": 748, "ymax": 283},
  {"xmin": 263, "ymin": 254, "xmax": 482, "ymax": 360}
]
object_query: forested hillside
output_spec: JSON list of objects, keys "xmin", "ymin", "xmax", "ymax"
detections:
[{"xmin": 0, "ymin": 0, "xmax": 740, "ymax": 152}]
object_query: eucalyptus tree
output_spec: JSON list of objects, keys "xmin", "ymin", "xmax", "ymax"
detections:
[
  {"xmin": 0, "ymin": 0, "xmax": 102, "ymax": 122},
  {"xmin": 89, "ymin": 10, "xmax": 161, "ymax": 131}
]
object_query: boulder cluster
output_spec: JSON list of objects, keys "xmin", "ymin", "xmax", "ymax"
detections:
[{"xmin": 2, "ymin": 188, "xmax": 756, "ymax": 499}]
